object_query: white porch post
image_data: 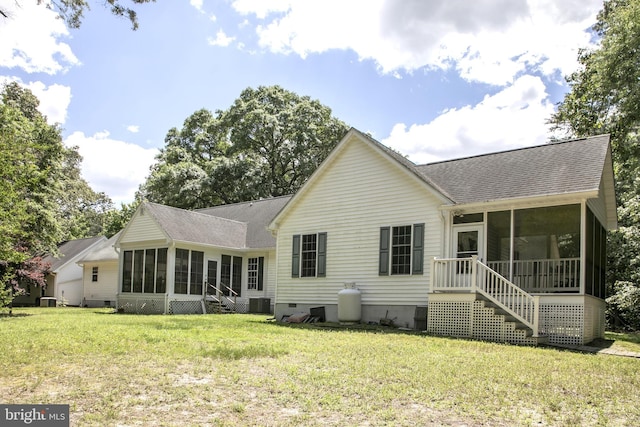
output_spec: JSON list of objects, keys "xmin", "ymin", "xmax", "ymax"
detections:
[
  {"xmin": 471, "ymin": 255, "xmax": 478, "ymax": 291},
  {"xmin": 532, "ymin": 295, "xmax": 540, "ymax": 337}
]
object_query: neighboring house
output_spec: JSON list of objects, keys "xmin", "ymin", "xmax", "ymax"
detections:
[
  {"xmin": 114, "ymin": 196, "xmax": 290, "ymax": 314},
  {"xmin": 12, "ymin": 236, "xmax": 106, "ymax": 307},
  {"xmin": 77, "ymin": 231, "xmax": 121, "ymax": 308},
  {"xmin": 268, "ymin": 129, "xmax": 616, "ymax": 346}
]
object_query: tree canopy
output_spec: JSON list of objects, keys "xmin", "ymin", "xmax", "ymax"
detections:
[
  {"xmin": 0, "ymin": 82, "xmax": 112, "ymax": 307},
  {"xmin": 141, "ymin": 85, "xmax": 350, "ymax": 210},
  {"xmin": 549, "ymin": 0, "xmax": 640, "ymax": 329},
  {"xmin": 1, "ymin": 1, "xmax": 155, "ymax": 30}
]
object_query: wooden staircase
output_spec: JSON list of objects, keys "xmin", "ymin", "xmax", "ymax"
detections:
[{"xmin": 430, "ymin": 256, "xmax": 547, "ymax": 345}]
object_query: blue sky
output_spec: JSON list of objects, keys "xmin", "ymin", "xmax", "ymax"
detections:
[{"xmin": 1, "ymin": 0, "xmax": 603, "ymax": 204}]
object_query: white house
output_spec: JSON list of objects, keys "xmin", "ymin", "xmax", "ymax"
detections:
[
  {"xmin": 11, "ymin": 236, "xmax": 106, "ymax": 307},
  {"xmin": 114, "ymin": 197, "xmax": 290, "ymax": 314},
  {"xmin": 113, "ymin": 128, "xmax": 616, "ymax": 346},
  {"xmin": 268, "ymin": 129, "xmax": 616, "ymax": 346},
  {"xmin": 77, "ymin": 232, "xmax": 121, "ymax": 308}
]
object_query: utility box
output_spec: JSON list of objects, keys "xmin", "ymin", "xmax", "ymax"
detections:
[
  {"xmin": 249, "ymin": 298, "xmax": 271, "ymax": 314},
  {"xmin": 40, "ymin": 297, "xmax": 57, "ymax": 307},
  {"xmin": 414, "ymin": 306, "xmax": 427, "ymax": 331}
]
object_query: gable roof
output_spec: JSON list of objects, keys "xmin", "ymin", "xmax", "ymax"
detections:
[
  {"xmin": 270, "ymin": 129, "xmax": 616, "ymax": 230},
  {"xmin": 417, "ymin": 134, "xmax": 612, "ymax": 205},
  {"xmin": 197, "ymin": 195, "xmax": 291, "ymax": 248},
  {"xmin": 123, "ymin": 196, "xmax": 291, "ymax": 250},
  {"xmin": 43, "ymin": 236, "xmax": 106, "ymax": 272},
  {"xmin": 77, "ymin": 231, "xmax": 121, "ymax": 263},
  {"xmin": 143, "ymin": 202, "xmax": 248, "ymax": 249},
  {"xmin": 269, "ymin": 128, "xmax": 454, "ymax": 229}
]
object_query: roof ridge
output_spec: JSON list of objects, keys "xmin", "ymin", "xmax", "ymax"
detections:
[
  {"xmin": 420, "ymin": 134, "xmax": 609, "ymax": 167},
  {"xmin": 145, "ymin": 202, "xmax": 248, "ymax": 226},
  {"xmin": 195, "ymin": 194, "xmax": 293, "ymax": 212}
]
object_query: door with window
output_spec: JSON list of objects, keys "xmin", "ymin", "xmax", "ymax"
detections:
[
  {"xmin": 206, "ymin": 260, "xmax": 218, "ymax": 298},
  {"xmin": 453, "ymin": 225, "xmax": 484, "ymax": 279}
]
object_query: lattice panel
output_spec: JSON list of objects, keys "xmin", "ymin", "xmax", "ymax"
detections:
[
  {"xmin": 427, "ymin": 301, "xmax": 472, "ymax": 337},
  {"xmin": 539, "ymin": 304, "xmax": 584, "ymax": 345},
  {"xmin": 472, "ymin": 301, "xmax": 505, "ymax": 341},
  {"xmin": 169, "ymin": 300, "xmax": 204, "ymax": 314},
  {"xmin": 117, "ymin": 298, "xmax": 165, "ymax": 314},
  {"xmin": 472, "ymin": 301, "xmax": 536, "ymax": 345}
]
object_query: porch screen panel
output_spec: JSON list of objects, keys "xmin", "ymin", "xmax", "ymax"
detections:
[
  {"xmin": 232, "ymin": 256, "xmax": 242, "ymax": 296},
  {"xmin": 144, "ymin": 249, "xmax": 156, "ymax": 293},
  {"xmin": 133, "ymin": 250, "xmax": 144, "ymax": 293},
  {"xmin": 513, "ymin": 204, "xmax": 580, "ymax": 293},
  {"xmin": 487, "ymin": 211, "xmax": 511, "ymax": 279},
  {"xmin": 122, "ymin": 250, "xmax": 133, "ymax": 292},
  {"xmin": 156, "ymin": 248, "xmax": 167, "ymax": 293},
  {"xmin": 190, "ymin": 251, "xmax": 204, "ymax": 295},
  {"xmin": 586, "ymin": 208, "xmax": 607, "ymax": 299},
  {"xmin": 174, "ymin": 249, "xmax": 189, "ymax": 294}
]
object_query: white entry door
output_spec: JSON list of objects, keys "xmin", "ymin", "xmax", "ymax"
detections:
[{"xmin": 453, "ymin": 225, "xmax": 484, "ymax": 261}]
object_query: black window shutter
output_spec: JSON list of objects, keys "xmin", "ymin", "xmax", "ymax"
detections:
[
  {"xmin": 317, "ymin": 232, "xmax": 327, "ymax": 277},
  {"xmin": 257, "ymin": 256, "xmax": 264, "ymax": 291},
  {"xmin": 412, "ymin": 223, "xmax": 425, "ymax": 275},
  {"xmin": 292, "ymin": 235, "xmax": 300, "ymax": 278},
  {"xmin": 379, "ymin": 227, "xmax": 390, "ymax": 275}
]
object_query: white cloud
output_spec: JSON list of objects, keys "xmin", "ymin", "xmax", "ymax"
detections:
[
  {"xmin": 207, "ymin": 30, "xmax": 236, "ymax": 47},
  {"xmin": 0, "ymin": 76, "xmax": 71, "ymax": 125},
  {"xmin": 233, "ymin": 0, "xmax": 602, "ymax": 85},
  {"xmin": 0, "ymin": 1, "xmax": 79, "ymax": 74},
  {"xmin": 26, "ymin": 81, "xmax": 71, "ymax": 125},
  {"xmin": 382, "ymin": 75, "xmax": 556, "ymax": 164},
  {"xmin": 65, "ymin": 131, "xmax": 158, "ymax": 204},
  {"xmin": 190, "ymin": 0, "xmax": 204, "ymax": 12},
  {"xmin": 127, "ymin": 125, "xmax": 140, "ymax": 133}
]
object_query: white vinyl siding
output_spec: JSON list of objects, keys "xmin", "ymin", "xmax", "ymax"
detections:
[
  {"xmin": 275, "ymin": 135, "xmax": 443, "ymax": 306},
  {"xmin": 119, "ymin": 211, "xmax": 166, "ymax": 243}
]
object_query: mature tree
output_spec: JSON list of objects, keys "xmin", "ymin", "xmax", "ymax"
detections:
[
  {"xmin": 0, "ymin": 82, "xmax": 111, "ymax": 308},
  {"xmin": 549, "ymin": 0, "xmax": 640, "ymax": 329},
  {"xmin": 1, "ymin": 1, "xmax": 155, "ymax": 30},
  {"xmin": 56, "ymin": 147, "xmax": 113, "ymax": 239},
  {"xmin": 141, "ymin": 86, "xmax": 349, "ymax": 210},
  {"xmin": 221, "ymin": 86, "xmax": 350, "ymax": 197}
]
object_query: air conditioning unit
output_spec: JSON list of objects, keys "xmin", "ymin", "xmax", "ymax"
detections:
[{"xmin": 249, "ymin": 298, "xmax": 271, "ymax": 314}]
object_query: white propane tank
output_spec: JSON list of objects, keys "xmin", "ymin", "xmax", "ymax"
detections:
[{"xmin": 338, "ymin": 282, "xmax": 361, "ymax": 323}]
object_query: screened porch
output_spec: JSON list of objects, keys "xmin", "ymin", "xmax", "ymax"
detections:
[{"xmin": 452, "ymin": 204, "xmax": 607, "ymax": 298}]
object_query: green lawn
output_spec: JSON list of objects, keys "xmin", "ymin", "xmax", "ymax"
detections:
[{"xmin": 1, "ymin": 308, "xmax": 639, "ymax": 426}]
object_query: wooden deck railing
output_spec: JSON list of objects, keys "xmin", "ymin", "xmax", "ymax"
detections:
[
  {"xmin": 432, "ymin": 256, "xmax": 539, "ymax": 336},
  {"xmin": 486, "ymin": 258, "xmax": 580, "ymax": 293}
]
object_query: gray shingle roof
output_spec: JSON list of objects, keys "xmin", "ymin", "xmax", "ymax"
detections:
[
  {"xmin": 197, "ymin": 195, "xmax": 291, "ymax": 248},
  {"xmin": 77, "ymin": 232, "xmax": 121, "ymax": 263},
  {"xmin": 144, "ymin": 203, "xmax": 248, "ymax": 248},
  {"xmin": 416, "ymin": 134, "xmax": 611, "ymax": 204},
  {"xmin": 43, "ymin": 236, "xmax": 106, "ymax": 271}
]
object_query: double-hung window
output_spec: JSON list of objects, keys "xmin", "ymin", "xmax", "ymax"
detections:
[
  {"xmin": 291, "ymin": 233, "xmax": 327, "ymax": 278},
  {"xmin": 379, "ymin": 224, "xmax": 424, "ymax": 275},
  {"xmin": 247, "ymin": 257, "xmax": 265, "ymax": 290}
]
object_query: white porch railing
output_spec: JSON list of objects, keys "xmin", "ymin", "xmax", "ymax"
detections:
[
  {"xmin": 487, "ymin": 258, "xmax": 580, "ymax": 293},
  {"xmin": 431, "ymin": 256, "xmax": 540, "ymax": 336}
]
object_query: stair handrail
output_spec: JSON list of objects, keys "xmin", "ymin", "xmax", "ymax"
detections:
[
  {"xmin": 206, "ymin": 282, "xmax": 237, "ymax": 313},
  {"xmin": 474, "ymin": 258, "xmax": 540, "ymax": 337},
  {"xmin": 431, "ymin": 256, "xmax": 540, "ymax": 337}
]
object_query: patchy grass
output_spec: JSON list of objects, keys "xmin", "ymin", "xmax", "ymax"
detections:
[{"xmin": 1, "ymin": 308, "xmax": 639, "ymax": 426}]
